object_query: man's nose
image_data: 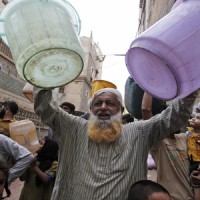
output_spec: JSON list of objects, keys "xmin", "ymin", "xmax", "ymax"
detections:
[{"xmin": 100, "ymin": 102, "xmax": 108, "ymax": 109}]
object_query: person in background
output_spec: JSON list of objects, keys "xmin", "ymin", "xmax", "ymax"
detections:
[
  {"xmin": 0, "ymin": 134, "xmax": 33, "ymax": 198},
  {"xmin": 25, "ymin": 82, "xmax": 197, "ymax": 200},
  {"xmin": 151, "ymin": 130, "xmax": 194, "ymax": 200},
  {"xmin": 59, "ymin": 102, "xmax": 75, "ymax": 115},
  {"xmin": 19, "ymin": 137, "xmax": 59, "ymax": 200},
  {"xmin": 141, "ymin": 92, "xmax": 154, "ymax": 120},
  {"xmin": 141, "ymin": 92, "xmax": 157, "ymax": 170},
  {"xmin": 0, "ymin": 101, "xmax": 18, "ymax": 137},
  {"xmin": 128, "ymin": 180, "xmax": 171, "ymax": 200},
  {"xmin": 190, "ymin": 171, "xmax": 200, "ymax": 191},
  {"xmin": 0, "ymin": 159, "xmax": 9, "ymax": 200},
  {"xmin": 187, "ymin": 106, "xmax": 200, "ymax": 200},
  {"xmin": 142, "ymin": 92, "xmax": 194, "ymax": 200},
  {"xmin": 0, "ymin": 134, "xmax": 33, "ymax": 185}
]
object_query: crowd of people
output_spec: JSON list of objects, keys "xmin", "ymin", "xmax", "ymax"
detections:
[{"xmin": 0, "ymin": 82, "xmax": 200, "ymax": 200}]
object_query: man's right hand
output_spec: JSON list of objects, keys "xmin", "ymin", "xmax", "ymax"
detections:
[
  {"xmin": 190, "ymin": 170, "xmax": 200, "ymax": 187},
  {"xmin": 23, "ymin": 82, "xmax": 34, "ymax": 103}
]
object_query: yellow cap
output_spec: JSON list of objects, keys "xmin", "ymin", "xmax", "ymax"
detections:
[{"xmin": 90, "ymin": 80, "xmax": 117, "ymax": 97}]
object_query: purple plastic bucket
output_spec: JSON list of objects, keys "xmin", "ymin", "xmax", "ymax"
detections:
[{"xmin": 126, "ymin": 0, "xmax": 200, "ymax": 100}]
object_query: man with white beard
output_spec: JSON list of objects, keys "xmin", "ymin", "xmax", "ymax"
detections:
[{"xmin": 30, "ymin": 86, "xmax": 197, "ymax": 200}]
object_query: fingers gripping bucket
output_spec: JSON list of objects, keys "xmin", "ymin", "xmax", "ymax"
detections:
[
  {"xmin": 125, "ymin": 0, "xmax": 200, "ymax": 100},
  {"xmin": 0, "ymin": 0, "xmax": 85, "ymax": 88},
  {"xmin": 90, "ymin": 80, "xmax": 117, "ymax": 97}
]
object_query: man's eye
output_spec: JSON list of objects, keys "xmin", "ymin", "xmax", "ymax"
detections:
[
  {"xmin": 107, "ymin": 102, "xmax": 116, "ymax": 106},
  {"xmin": 94, "ymin": 102, "xmax": 102, "ymax": 107}
]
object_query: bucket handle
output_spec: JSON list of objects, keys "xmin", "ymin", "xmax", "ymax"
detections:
[{"xmin": 0, "ymin": 18, "xmax": 5, "ymax": 36}]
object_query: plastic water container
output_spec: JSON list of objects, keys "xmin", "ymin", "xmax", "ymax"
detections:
[
  {"xmin": 9, "ymin": 119, "xmax": 41, "ymax": 154},
  {"xmin": 91, "ymin": 80, "xmax": 117, "ymax": 97},
  {"xmin": 0, "ymin": 0, "xmax": 85, "ymax": 88},
  {"xmin": 125, "ymin": 0, "xmax": 200, "ymax": 100}
]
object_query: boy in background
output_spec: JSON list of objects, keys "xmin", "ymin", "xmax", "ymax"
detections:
[{"xmin": 187, "ymin": 105, "xmax": 200, "ymax": 200}]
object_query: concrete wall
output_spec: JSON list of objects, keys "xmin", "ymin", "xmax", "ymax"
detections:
[{"xmin": 138, "ymin": 0, "xmax": 176, "ymax": 34}]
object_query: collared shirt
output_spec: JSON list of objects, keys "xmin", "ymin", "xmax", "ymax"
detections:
[
  {"xmin": 151, "ymin": 133, "xmax": 194, "ymax": 200},
  {"xmin": 0, "ymin": 134, "xmax": 33, "ymax": 184},
  {"xmin": 34, "ymin": 89, "xmax": 196, "ymax": 200},
  {"xmin": 0, "ymin": 118, "xmax": 16, "ymax": 137}
]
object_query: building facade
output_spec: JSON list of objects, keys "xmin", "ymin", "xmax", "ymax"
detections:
[
  {"xmin": 0, "ymin": 38, "xmax": 45, "ymax": 135},
  {"xmin": 138, "ymin": 0, "xmax": 176, "ymax": 34}
]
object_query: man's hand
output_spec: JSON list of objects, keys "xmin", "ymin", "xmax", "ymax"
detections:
[
  {"xmin": 23, "ymin": 82, "xmax": 34, "ymax": 102},
  {"xmin": 141, "ymin": 92, "xmax": 153, "ymax": 120},
  {"xmin": 30, "ymin": 157, "xmax": 38, "ymax": 168},
  {"xmin": 190, "ymin": 170, "xmax": 200, "ymax": 187}
]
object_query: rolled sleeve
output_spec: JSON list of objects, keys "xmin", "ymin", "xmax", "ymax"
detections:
[
  {"xmin": 8, "ymin": 153, "xmax": 33, "ymax": 184},
  {"xmin": 34, "ymin": 88, "xmax": 77, "ymax": 138}
]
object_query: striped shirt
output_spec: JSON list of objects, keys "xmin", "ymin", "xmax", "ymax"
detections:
[{"xmin": 34, "ymin": 89, "xmax": 196, "ymax": 200}]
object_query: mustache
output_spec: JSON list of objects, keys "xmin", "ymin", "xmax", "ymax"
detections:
[
  {"xmin": 90, "ymin": 111, "xmax": 122, "ymax": 126},
  {"xmin": 97, "ymin": 111, "xmax": 111, "ymax": 115}
]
